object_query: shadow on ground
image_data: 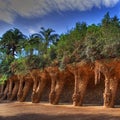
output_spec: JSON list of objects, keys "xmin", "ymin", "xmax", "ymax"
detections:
[{"xmin": 0, "ymin": 113, "xmax": 120, "ymax": 120}]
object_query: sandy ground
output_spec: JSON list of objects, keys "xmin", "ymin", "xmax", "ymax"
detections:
[{"xmin": 0, "ymin": 102, "xmax": 120, "ymax": 120}]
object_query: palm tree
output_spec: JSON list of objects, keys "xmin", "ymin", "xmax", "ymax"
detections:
[
  {"xmin": 23, "ymin": 34, "xmax": 42, "ymax": 56},
  {"xmin": 37, "ymin": 27, "xmax": 59, "ymax": 54},
  {"xmin": 0, "ymin": 28, "xmax": 25, "ymax": 58}
]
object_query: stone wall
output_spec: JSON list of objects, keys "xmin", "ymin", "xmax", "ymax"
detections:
[
  {"xmin": 1, "ymin": 78, "xmax": 120, "ymax": 106},
  {"xmin": 40, "ymin": 79, "xmax": 120, "ymax": 106}
]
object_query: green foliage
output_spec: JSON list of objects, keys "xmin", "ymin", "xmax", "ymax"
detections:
[
  {"xmin": 1, "ymin": 12, "xmax": 120, "ymax": 75},
  {"xmin": 84, "ymin": 24, "xmax": 103, "ymax": 61},
  {"xmin": 36, "ymin": 27, "xmax": 59, "ymax": 55},
  {"xmin": 47, "ymin": 45, "xmax": 57, "ymax": 61},
  {"xmin": 100, "ymin": 13, "xmax": 120, "ymax": 58},
  {"xmin": 0, "ymin": 74, "xmax": 7, "ymax": 84},
  {"xmin": 10, "ymin": 57, "xmax": 28, "ymax": 75},
  {"xmin": 56, "ymin": 23, "xmax": 87, "ymax": 66},
  {"xmin": 22, "ymin": 34, "xmax": 42, "ymax": 56},
  {"xmin": 0, "ymin": 55, "xmax": 14, "ymax": 76},
  {"xmin": 83, "ymin": 13, "xmax": 120, "ymax": 61},
  {"xmin": 26, "ymin": 55, "xmax": 45, "ymax": 69},
  {"xmin": 56, "ymin": 22, "xmax": 87, "ymax": 62},
  {"xmin": 0, "ymin": 28, "xmax": 25, "ymax": 57}
]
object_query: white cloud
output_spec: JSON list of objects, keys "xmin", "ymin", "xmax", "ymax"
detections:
[
  {"xmin": 28, "ymin": 28, "xmax": 37, "ymax": 34},
  {"xmin": 0, "ymin": 0, "xmax": 119, "ymax": 24},
  {"xmin": 10, "ymin": 0, "xmax": 51, "ymax": 17},
  {"xmin": 0, "ymin": 1, "xmax": 14, "ymax": 24},
  {"xmin": 102, "ymin": 0, "xmax": 119, "ymax": 7},
  {"xmin": 0, "ymin": 10, "xmax": 14, "ymax": 24},
  {"xmin": 52, "ymin": 0, "xmax": 120, "ymax": 11}
]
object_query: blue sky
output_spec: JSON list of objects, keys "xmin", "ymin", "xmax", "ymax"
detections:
[{"xmin": 0, "ymin": 0, "xmax": 120, "ymax": 37}]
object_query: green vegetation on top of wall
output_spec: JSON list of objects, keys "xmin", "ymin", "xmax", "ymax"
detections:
[
  {"xmin": 0, "ymin": 12, "xmax": 120, "ymax": 77},
  {"xmin": 0, "ymin": 74, "xmax": 8, "ymax": 85}
]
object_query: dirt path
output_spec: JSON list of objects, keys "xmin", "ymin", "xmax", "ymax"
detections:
[{"xmin": 0, "ymin": 102, "xmax": 120, "ymax": 120}]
